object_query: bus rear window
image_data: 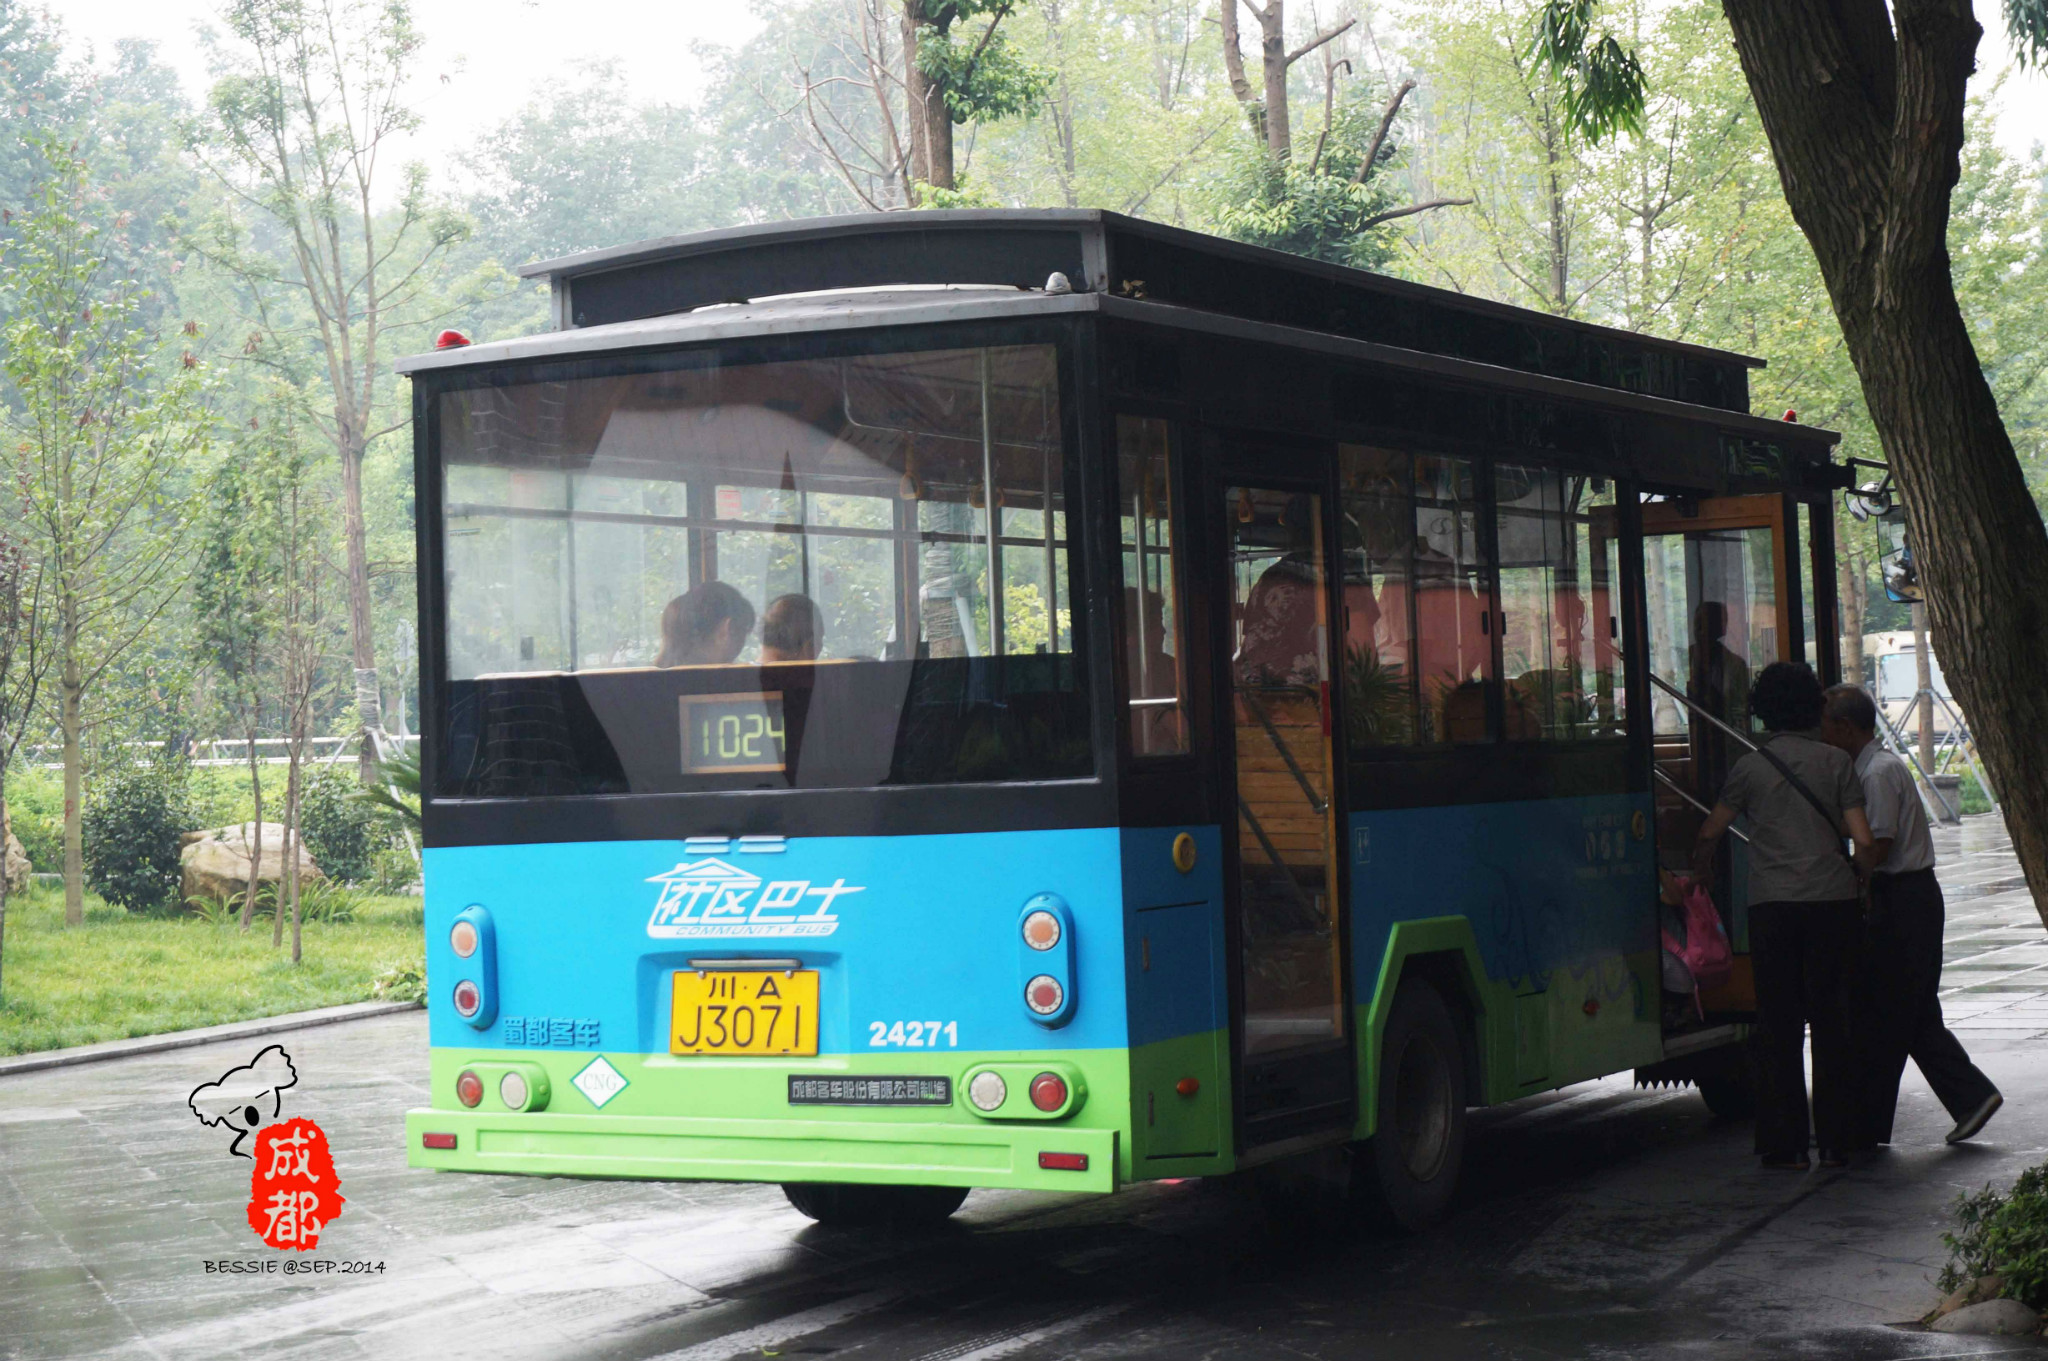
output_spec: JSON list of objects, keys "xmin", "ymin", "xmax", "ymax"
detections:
[{"xmin": 432, "ymin": 343, "xmax": 1088, "ymax": 797}]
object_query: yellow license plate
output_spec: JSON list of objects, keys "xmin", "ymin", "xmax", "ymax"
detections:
[{"xmin": 670, "ymin": 970, "xmax": 819, "ymax": 1055}]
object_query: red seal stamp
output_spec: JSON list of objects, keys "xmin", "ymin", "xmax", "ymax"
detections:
[{"xmin": 245, "ymin": 1118, "xmax": 346, "ymax": 1251}]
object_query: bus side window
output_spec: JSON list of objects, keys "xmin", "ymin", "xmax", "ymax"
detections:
[
  {"xmin": 1494, "ymin": 466, "xmax": 1624, "ymax": 742},
  {"xmin": 1116, "ymin": 416, "xmax": 1188, "ymax": 757},
  {"xmin": 1338, "ymin": 446, "xmax": 1419, "ymax": 747}
]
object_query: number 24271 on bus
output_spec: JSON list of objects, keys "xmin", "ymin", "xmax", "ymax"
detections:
[{"xmin": 670, "ymin": 970, "xmax": 820, "ymax": 1055}]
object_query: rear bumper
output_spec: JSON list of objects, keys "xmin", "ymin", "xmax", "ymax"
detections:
[{"xmin": 404, "ymin": 1107, "xmax": 1120, "ymax": 1194}]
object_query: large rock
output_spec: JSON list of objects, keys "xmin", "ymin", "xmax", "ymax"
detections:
[
  {"xmin": 179, "ymin": 823, "xmax": 323, "ymax": 906},
  {"xmin": 1929, "ymin": 1298, "xmax": 2041, "ymax": 1336},
  {"xmin": 2, "ymin": 805, "xmax": 27, "ymax": 895}
]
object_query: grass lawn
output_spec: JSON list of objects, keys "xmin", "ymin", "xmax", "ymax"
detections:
[{"xmin": 0, "ymin": 884, "xmax": 424, "ymax": 1056}]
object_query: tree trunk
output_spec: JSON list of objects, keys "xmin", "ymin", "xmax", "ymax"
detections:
[
  {"xmin": 1220, "ymin": 0, "xmax": 1262, "ymax": 141},
  {"xmin": 1912, "ymin": 601, "xmax": 1936, "ymax": 772},
  {"xmin": 339, "ymin": 426, "xmax": 378, "ymax": 783},
  {"xmin": 240, "ymin": 727, "xmax": 263, "ymax": 931},
  {"xmin": 1723, "ymin": 0, "xmax": 2048, "ymax": 923},
  {"xmin": 276, "ymin": 745, "xmax": 296, "ymax": 950},
  {"xmin": 286, "ymin": 725, "xmax": 304, "ymax": 964},
  {"xmin": 1256, "ymin": 1, "xmax": 1291, "ymax": 160},
  {"xmin": 900, "ymin": 2, "xmax": 955, "ymax": 195},
  {"xmin": 59, "ymin": 619, "xmax": 81, "ymax": 928}
]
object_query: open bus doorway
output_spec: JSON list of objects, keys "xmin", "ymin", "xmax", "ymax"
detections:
[{"xmin": 1640, "ymin": 495, "xmax": 1801, "ymax": 1024}]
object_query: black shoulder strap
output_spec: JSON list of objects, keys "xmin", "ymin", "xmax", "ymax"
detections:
[{"xmin": 1752, "ymin": 736, "xmax": 1853, "ymax": 863}]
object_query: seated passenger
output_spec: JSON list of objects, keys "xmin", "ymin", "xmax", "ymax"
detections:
[
  {"xmin": 657, "ymin": 582, "xmax": 756, "ymax": 666},
  {"xmin": 761, "ymin": 593, "xmax": 823, "ymax": 663}
]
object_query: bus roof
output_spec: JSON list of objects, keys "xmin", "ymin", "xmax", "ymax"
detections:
[
  {"xmin": 425, "ymin": 211, "xmax": 1768, "ymax": 413},
  {"xmin": 397, "ymin": 280, "xmax": 1838, "ymax": 459}
]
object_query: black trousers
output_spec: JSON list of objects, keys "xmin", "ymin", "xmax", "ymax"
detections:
[
  {"xmin": 1750, "ymin": 899, "xmax": 1862, "ymax": 1158},
  {"xmin": 1859, "ymin": 867, "xmax": 1999, "ymax": 1141}
]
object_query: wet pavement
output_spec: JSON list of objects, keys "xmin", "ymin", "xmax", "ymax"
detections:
[{"xmin": 5, "ymin": 814, "xmax": 2047, "ymax": 1360}]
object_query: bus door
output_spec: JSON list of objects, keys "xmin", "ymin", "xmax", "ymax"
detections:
[
  {"xmin": 1206, "ymin": 440, "xmax": 1355, "ymax": 1148},
  {"xmin": 1639, "ymin": 495, "xmax": 1800, "ymax": 1016}
]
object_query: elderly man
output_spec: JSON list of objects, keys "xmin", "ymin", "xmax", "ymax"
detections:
[{"xmin": 1822, "ymin": 683, "xmax": 2002, "ymax": 1146}]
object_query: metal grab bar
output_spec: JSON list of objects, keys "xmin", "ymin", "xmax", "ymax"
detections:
[
  {"xmin": 1647, "ymin": 673, "xmax": 1762, "ymax": 755},
  {"xmin": 1653, "ymin": 767, "xmax": 1752, "ymax": 844}
]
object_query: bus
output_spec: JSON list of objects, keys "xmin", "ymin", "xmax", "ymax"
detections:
[{"xmin": 401, "ymin": 211, "xmax": 1845, "ymax": 1229}]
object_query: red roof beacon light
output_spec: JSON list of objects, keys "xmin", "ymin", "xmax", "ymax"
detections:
[
  {"xmin": 1783, "ymin": 409, "xmax": 1798, "ymax": 422},
  {"xmin": 435, "ymin": 329, "xmax": 471, "ymax": 349}
]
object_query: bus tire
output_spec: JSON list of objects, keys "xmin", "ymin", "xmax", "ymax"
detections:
[
  {"xmin": 1363, "ymin": 978, "xmax": 1466, "ymax": 1232},
  {"xmin": 781, "ymin": 1182, "xmax": 969, "ymax": 1226}
]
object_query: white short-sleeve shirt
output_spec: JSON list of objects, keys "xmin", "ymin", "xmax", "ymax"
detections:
[{"xmin": 1855, "ymin": 741, "xmax": 1937, "ymax": 874}]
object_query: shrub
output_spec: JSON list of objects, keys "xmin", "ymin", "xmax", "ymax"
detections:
[
  {"xmin": 6, "ymin": 768, "xmax": 65, "ymax": 871},
  {"xmin": 1938, "ymin": 1164, "xmax": 2048, "ymax": 1309},
  {"xmin": 298, "ymin": 766, "xmax": 379, "ymax": 884},
  {"xmin": 83, "ymin": 759, "xmax": 194, "ymax": 912},
  {"xmin": 370, "ymin": 954, "xmax": 426, "ymax": 1003}
]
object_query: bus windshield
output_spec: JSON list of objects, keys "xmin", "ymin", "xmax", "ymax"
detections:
[{"xmin": 433, "ymin": 342, "xmax": 1088, "ymax": 798}]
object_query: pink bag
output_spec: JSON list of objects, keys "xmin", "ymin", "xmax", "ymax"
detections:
[{"xmin": 1663, "ymin": 883, "xmax": 1733, "ymax": 1015}]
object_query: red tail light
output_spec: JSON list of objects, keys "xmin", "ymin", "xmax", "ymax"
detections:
[
  {"xmin": 455, "ymin": 1070, "xmax": 483, "ymax": 1108},
  {"xmin": 1038, "ymin": 1152, "xmax": 1089, "ymax": 1171},
  {"xmin": 452, "ymin": 979, "xmax": 481, "ymax": 1018},
  {"xmin": 421, "ymin": 1132, "xmax": 457, "ymax": 1150},
  {"xmin": 1029, "ymin": 1072, "xmax": 1068, "ymax": 1112}
]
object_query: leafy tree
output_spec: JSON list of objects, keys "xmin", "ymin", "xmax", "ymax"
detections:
[
  {"xmin": 189, "ymin": 0, "xmax": 469, "ymax": 780},
  {"xmin": 0, "ymin": 137, "xmax": 209, "ymax": 927},
  {"xmin": 191, "ymin": 402, "xmax": 287, "ymax": 928},
  {"xmin": 0, "ymin": 538, "xmax": 50, "ymax": 998},
  {"xmin": 0, "ymin": 1, "xmax": 78, "ymax": 213},
  {"xmin": 1532, "ymin": 0, "xmax": 2048, "ymax": 925}
]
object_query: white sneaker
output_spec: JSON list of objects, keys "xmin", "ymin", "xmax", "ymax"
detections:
[{"xmin": 1947, "ymin": 1092, "xmax": 2003, "ymax": 1144}]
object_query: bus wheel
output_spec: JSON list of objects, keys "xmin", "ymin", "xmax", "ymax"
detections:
[
  {"xmin": 782, "ymin": 1182, "xmax": 969, "ymax": 1226},
  {"xmin": 1363, "ymin": 978, "xmax": 1466, "ymax": 1232}
]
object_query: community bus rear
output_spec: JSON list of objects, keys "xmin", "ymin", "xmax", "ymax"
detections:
[{"xmin": 401, "ymin": 211, "xmax": 1847, "ymax": 1226}]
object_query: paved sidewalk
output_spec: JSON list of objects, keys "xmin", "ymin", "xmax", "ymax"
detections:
[{"xmin": 1931, "ymin": 817, "xmax": 2048, "ymax": 1045}]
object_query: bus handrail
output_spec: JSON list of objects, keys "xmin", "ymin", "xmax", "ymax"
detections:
[
  {"xmin": 1653, "ymin": 767, "xmax": 1751, "ymax": 844},
  {"xmin": 1647, "ymin": 673, "xmax": 1763, "ymax": 755}
]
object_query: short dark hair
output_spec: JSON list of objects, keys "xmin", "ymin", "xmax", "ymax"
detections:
[
  {"xmin": 762, "ymin": 593, "xmax": 822, "ymax": 655},
  {"xmin": 1749, "ymin": 660, "xmax": 1824, "ymax": 732},
  {"xmin": 1824, "ymin": 683, "xmax": 1878, "ymax": 733},
  {"xmin": 657, "ymin": 582, "xmax": 755, "ymax": 666}
]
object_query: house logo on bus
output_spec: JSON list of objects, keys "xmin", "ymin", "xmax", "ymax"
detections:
[{"xmin": 645, "ymin": 859, "xmax": 865, "ymax": 939}]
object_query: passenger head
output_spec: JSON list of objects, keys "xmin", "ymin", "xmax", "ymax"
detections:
[
  {"xmin": 1693, "ymin": 601, "xmax": 1729, "ymax": 644},
  {"xmin": 1820, "ymin": 683, "xmax": 1878, "ymax": 752},
  {"xmin": 1748, "ymin": 660, "xmax": 1824, "ymax": 733},
  {"xmin": 760, "ymin": 593, "xmax": 823, "ymax": 663},
  {"xmin": 657, "ymin": 582, "xmax": 756, "ymax": 667}
]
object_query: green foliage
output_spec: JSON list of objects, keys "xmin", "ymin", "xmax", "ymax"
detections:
[
  {"xmin": 81, "ymin": 758, "xmax": 194, "ymax": 913},
  {"xmin": 6, "ymin": 770, "xmax": 63, "ymax": 872},
  {"xmin": 0, "ymin": 881, "xmax": 425, "ymax": 1055},
  {"xmin": 361, "ymin": 747, "xmax": 421, "ymax": 830},
  {"xmin": 370, "ymin": 953, "xmax": 426, "ymax": 1003},
  {"xmin": 1938, "ymin": 1165, "xmax": 2048, "ymax": 1308},
  {"xmin": 1527, "ymin": 0, "xmax": 1648, "ymax": 144},
  {"xmin": 915, "ymin": 1, "xmax": 1053, "ymax": 125},
  {"xmin": 2005, "ymin": 0, "xmax": 2048, "ymax": 68},
  {"xmin": 1345, "ymin": 645, "xmax": 1414, "ymax": 746},
  {"xmin": 299, "ymin": 766, "xmax": 379, "ymax": 884}
]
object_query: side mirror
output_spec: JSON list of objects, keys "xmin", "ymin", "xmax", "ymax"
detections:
[{"xmin": 1882, "ymin": 546, "xmax": 1923, "ymax": 604}]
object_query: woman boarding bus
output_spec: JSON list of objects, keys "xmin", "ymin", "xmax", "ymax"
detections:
[{"xmin": 403, "ymin": 211, "xmax": 1846, "ymax": 1228}]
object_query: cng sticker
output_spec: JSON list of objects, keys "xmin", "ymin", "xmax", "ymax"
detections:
[{"xmin": 571, "ymin": 1056, "xmax": 628, "ymax": 1109}]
